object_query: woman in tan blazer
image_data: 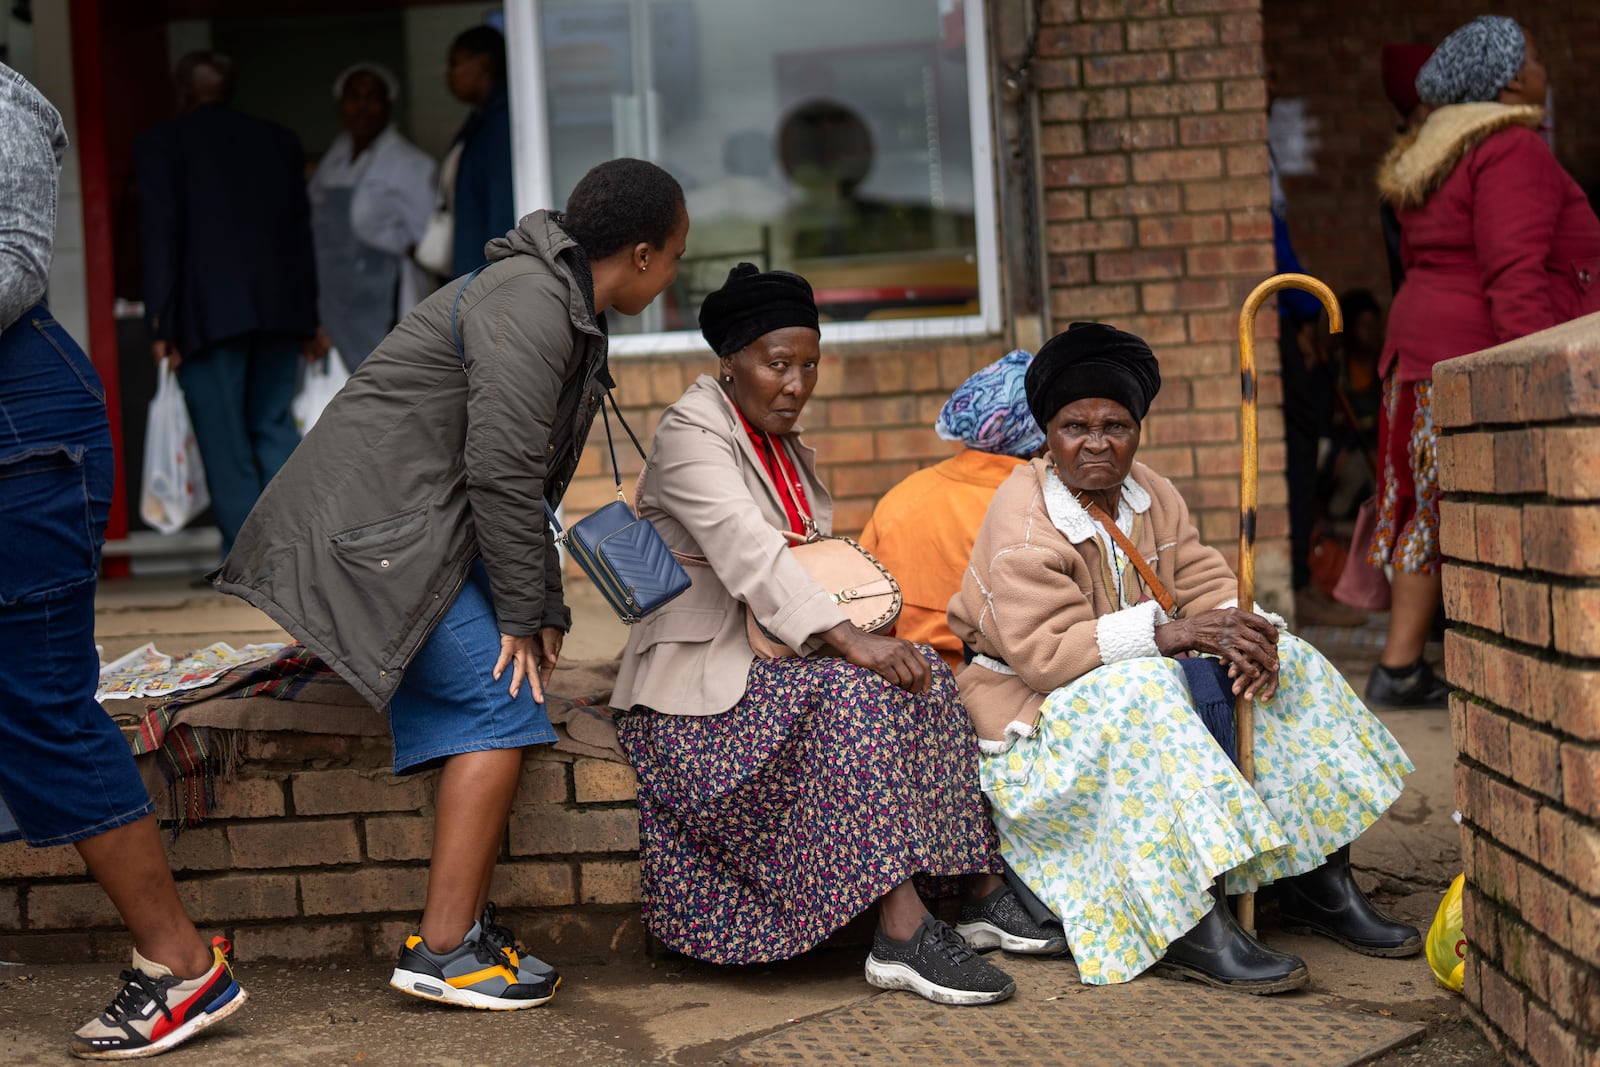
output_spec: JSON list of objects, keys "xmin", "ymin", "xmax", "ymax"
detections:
[
  {"xmin": 611, "ymin": 265, "xmax": 1058, "ymax": 1006},
  {"xmin": 948, "ymin": 323, "xmax": 1419, "ymax": 994}
]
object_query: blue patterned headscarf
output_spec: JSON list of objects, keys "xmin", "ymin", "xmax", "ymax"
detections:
[
  {"xmin": 936, "ymin": 349, "xmax": 1044, "ymax": 458},
  {"xmin": 1415, "ymin": 16, "xmax": 1525, "ymax": 106}
]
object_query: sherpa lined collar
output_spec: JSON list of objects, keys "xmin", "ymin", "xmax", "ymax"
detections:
[
  {"xmin": 1041, "ymin": 465, "xmax": 1151, "ymax": 544},
  {"xmin": 1377, "ymin": 102, "xmax": 1544, "ymax": 209}
]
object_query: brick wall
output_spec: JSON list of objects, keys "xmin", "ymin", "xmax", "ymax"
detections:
[
  {"xmin": 571, "ymin": 0, "xmax": 1290, "ymax": 604},
  {"xmin": 1034, "ymin": 0, "xmax": 1287, "ymax": 588},
  {"xmin": 0, "ymin": 738, "xmax": 645, "ymax": 963},
  {"xmin": 1434, "ymin": 312, "xmax": 1600, "ymax": 1067},
  {"xmin": 1263, "ymin": 0, "xmax": 1600, "ymax": 310}
]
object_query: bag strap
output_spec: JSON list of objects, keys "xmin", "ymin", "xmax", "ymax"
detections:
[
  {"xmin": 1077, "ymin": 495, "xmax": 1178, "ymax": 616},
  {"xmin": 449, "ymin": 266, "xmax": 648, "ymax": 538}
]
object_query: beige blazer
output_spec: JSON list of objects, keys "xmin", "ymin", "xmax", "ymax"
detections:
[
  {"xmin": 948, "ymin": 459, "xmax": 1239, "ymax": 744},
  {"xmin": 610, "ymin": 375, "xmax": 848, "ymax": 715}
]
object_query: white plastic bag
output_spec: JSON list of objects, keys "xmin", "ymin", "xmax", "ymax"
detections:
[
  {"xmin": 139, "ymin": 359, "xmax": 209, "ymax": 534},
  {"xmin": 292, "ymin": 350, "xmax": 350, "ymax": 435}
]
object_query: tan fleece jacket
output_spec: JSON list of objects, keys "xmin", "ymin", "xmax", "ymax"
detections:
[{"xmin": 948, "ymin": 459, "xmax": 1238, "ymax": 743}]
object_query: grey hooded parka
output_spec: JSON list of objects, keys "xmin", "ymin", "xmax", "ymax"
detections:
[{"xmin": 214, "ymin": 210, "xmax": 609, "ymax": 708}]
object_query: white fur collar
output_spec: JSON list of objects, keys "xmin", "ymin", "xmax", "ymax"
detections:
[{"xmin": 1041, "ymin": 467, "xmax": 1151, "ymax": 544}]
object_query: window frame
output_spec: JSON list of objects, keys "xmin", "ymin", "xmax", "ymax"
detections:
[{"xmin": 502, "ymin": 0, "xmax": 1002, "ymax": 355}]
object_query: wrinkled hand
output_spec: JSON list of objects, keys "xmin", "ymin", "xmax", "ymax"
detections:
[
  {"xmin": 1157, "ymin": 608, "xmax": 1280, "ymax": 700},
  {"xmin": 536, "ymin": 626, "xmax": 564, "ymax": 694},
  {"xmin": 151, "ymin": 340, "xmax": 182, "ymax": 371},
  {"xmin": 494, "ymin": 632, "xmax": 544, "ymax": 703},
  {"xmin": 825, "ymin": 622, "xmax": 932, "ymax": 694}
]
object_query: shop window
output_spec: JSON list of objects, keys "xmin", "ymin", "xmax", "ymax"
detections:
[{"xmin": 507, "ymin": 0, "xmax": 999, "ymax": 353}]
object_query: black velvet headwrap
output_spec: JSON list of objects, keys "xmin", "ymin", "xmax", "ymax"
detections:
[
  {"xmin": 698, "ymin": 262, "xmax": 820, "ymax": 356},
  {"xmin": 1025, "ymin": 321, "xmax": 1162, "ymax": 429}
]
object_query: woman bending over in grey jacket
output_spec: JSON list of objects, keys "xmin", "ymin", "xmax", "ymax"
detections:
[{"xmin": 216, "ymin": 158, "xmax": 688, "ymax": 1010}]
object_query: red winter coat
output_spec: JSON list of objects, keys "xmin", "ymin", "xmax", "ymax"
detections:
[{"xmin": 1378, "ymin": 103, "xmax": 1600, "ymax": 383}]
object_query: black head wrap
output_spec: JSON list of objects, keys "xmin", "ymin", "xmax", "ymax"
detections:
[
  {"xmin": 698, "ymin": 263, "xmax": 820, "ymax": 356},
  {"xmin": 1025, "ymin": 322, "xmax": 1162, "ymax": 429}
]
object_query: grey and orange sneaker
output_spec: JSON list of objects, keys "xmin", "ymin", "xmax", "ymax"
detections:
[
  {"xmin": 70, "ymin": 935, "xmax": 246, "ymax": 1060},
  {"xmin": 389, "ymin": 920, "xmax": 558, "ymax": 1010},
  {"xmin": 477, "ymin": 903, "xmax": 558, "ymax": 988}
]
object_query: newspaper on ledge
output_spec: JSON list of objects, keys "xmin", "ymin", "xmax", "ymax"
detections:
[{"xmin": 96, "ymin": 641, "xmax": 286, "ymax": 703}]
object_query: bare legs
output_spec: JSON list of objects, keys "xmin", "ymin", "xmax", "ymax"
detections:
[
  {"xmin": 75, "ymin": 815, "xmax": 211, "ymax": 979},
  {"xmin": 1379, "ymin": 569, "xmax": 1442, "ymax": 668},
  {"xmin": 878, "ymin": 872, "xmax": 1008, "ymax": 940},
  {"xmin": 418, "ymin": 748, "xmax": 524, "ymax": 951}
]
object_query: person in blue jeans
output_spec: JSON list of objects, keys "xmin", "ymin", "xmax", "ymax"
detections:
[
  {"xmin": 0, "ymin": 63, "xmax": 246, "ymax": 1059},
  {"xmin": 133, "ymin": 51, "xmax": 318, "ymax": 555}
]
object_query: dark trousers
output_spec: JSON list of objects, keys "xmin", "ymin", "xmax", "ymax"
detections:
[{"xmin": 177, "ymin": 331, "xmax": 301, "ymax": 555}]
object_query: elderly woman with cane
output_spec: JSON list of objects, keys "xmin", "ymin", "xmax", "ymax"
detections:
[{"xmin": 949, "ymin": 322, "xmax": 1420, "ymax": 992}]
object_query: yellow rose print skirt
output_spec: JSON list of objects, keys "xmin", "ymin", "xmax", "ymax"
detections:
[{"xmin": 980, "ymin": 634, "xmax": 1413, "ymax": 986}]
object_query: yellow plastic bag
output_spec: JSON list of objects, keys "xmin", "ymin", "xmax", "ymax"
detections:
[{"xmin": 1427, "ymin": 874, "xmax": 1466, "ymax": 992}]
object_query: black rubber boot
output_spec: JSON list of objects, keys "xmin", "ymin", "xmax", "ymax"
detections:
[
  {"xmin": 1150, "ymin": 881, "xmax": 1309, "ymax": 994},
  {"xmin": 1276, "ymin": 846, "xmax": 1422, "ymax": 957}
]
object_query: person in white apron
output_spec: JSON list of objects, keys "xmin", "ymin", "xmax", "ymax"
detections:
[{"xmin": 309, "ymin": 63, "xmax": 436, "ymax": 370}]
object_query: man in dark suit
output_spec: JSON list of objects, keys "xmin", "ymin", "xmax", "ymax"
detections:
[{"xmin": 135, "ymin": 51, "xmax": 317, "ymax": 555}]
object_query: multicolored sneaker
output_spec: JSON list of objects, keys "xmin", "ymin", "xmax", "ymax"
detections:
[
  {"xmin": 477, "ymin": 903, "xmax": 558, "ymax": 987},
  {"xmin": 390, "ymin": 921, "xmax": 558, "ymax": 1010},
  {"xmin": 70, "ymin": 935, "xmax": 246, "ymax": 1060},
  {"xmin": 955, "ymin": 885, "xmax": 1069, "ymax": 955},
  {"xmin": 865, "ymin": 915, "xmax": 1017, "ymax": 1006}
]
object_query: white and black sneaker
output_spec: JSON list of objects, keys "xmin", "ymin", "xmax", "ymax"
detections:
[
  {"xmin": 955, "ymin": 885, "xmax": 1069, "ymax": 955},
  {"xmin": 865, "ymin": 915, "xmax": 1017, "ymax": 1006}
]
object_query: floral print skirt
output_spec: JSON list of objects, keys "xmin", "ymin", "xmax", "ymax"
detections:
[
  {"xmin": 614, "ymin": 647, "xmax": 1001, "ymax": 964},
  {"xmin": 981, "ymin": 634, "xmax": 1412, "ymax": 986},
  {"xmin": 1369, "ymin": 375, "xmax": 1440, "ymax": 575}
]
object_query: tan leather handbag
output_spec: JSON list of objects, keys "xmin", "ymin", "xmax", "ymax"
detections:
[{"xmin": 746, "ymin": 529, "xmax": 903, "ymax": 659}]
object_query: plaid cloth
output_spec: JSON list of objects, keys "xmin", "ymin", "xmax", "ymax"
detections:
[
  {"xmin": 119, "ymin": 645, "xmax": 621, "ymax": 832},
  {"xmin": 122, "ymin": 646, "xmax": 337, "ymax": 834}
]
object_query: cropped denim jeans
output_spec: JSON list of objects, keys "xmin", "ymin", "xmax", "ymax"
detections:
[{"xmin": 0, "ymin": 306, "xmax": 154, "ymax": 845}]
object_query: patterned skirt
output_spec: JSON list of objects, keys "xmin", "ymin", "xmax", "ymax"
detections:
[
  {"xmin": 614, "ymin": 647, "xmax": 1001, "ymax": 964},
  {"xmin": 982, "ymin": 634, "xmax": 1412, "ymax": 986},
  {"xmin": 1369, "ymin": 375, "xmax": 1441, "ymax": 575}
]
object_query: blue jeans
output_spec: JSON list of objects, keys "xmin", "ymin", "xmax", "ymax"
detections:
[
  {"xmin": 0, "ymin": 305, "xmax": 154, "ymax": 845},
  {"xmin": 177, "ymin": 331, "xmax": 302, "ymax": 555}
]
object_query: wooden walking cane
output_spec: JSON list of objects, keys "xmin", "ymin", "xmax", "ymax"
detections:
[{"xmin": 1234, "ymin": 273, "xmax": 1341, "ymax": 934}]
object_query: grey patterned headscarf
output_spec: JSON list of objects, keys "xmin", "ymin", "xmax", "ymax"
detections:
[{"xmin": 1415, "ymin": 16, "xmax": 1526, "ymax": 106}]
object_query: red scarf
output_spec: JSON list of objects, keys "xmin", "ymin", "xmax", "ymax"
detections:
[{"xmin": 734, "ymin": 405, "xmax": 812, "ymax": 537}]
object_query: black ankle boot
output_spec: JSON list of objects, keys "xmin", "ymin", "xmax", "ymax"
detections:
[
  {"xmin": 1151, "ymin": 882, "xmax": 1309, "ymax": 994},
  {"xmin": 1276, "ymin": 846, "xmax": 1422, "ymax": 957}
]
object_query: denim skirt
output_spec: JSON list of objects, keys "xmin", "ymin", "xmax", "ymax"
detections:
[
  {"xmin": 0, "ymin": 306, "xmax": 155, "ymax": 845},
  {"xmin": 386, "ymin": 560, "xmax": 558, "ymax": 774}
]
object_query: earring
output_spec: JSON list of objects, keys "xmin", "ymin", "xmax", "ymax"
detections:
[
  {"xmin": 639, "ymin": 262, "xmax": 648, "ymax": 272},
  {"xmin": 722, "ymin": 374, "xmax": 732, "ymax": 382}
]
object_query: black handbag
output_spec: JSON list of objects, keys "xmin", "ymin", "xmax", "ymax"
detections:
[{"xmin": 450, "ymin": 268, "xmax": 690, "ymax": 622}]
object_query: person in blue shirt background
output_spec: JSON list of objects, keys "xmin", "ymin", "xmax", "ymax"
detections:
[{"xmin": 446, "ymin": 26, "xmax": 516, "ymax": 277}]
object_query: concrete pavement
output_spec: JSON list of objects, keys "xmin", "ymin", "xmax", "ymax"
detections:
[{"xmin": 0, "ymin": 583, "xmax": 1502, "ymax": 1065}]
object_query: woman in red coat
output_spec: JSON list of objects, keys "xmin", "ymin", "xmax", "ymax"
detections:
[{"xmin": 1368, "ymin": 15, "xmax": 1600, "ymax": 706}]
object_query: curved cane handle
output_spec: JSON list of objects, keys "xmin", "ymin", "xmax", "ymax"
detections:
[{"xmin": 1236, "ymin": 272, "xmax": 1344, "ymax": 598}]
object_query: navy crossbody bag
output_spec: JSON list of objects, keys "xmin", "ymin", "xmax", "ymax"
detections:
[{"xmin": 451, "ymin": 267, "xmax": 690, "ymax": 622}]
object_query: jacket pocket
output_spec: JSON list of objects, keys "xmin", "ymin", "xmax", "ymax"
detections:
[
  {"xmin": 328, "ymin": 505, "xmax": 431, "ymax": 581},
  {"xmin": 0, "ymin": 444, "xmax": 97, "ymax": 606},
  {"xmin": 330, "ymin": 506, "xmax": 429, "ymax": 547},
  {"xmin": 630, "ymin": 606, "xmax": 726, "ymax": 653}
]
